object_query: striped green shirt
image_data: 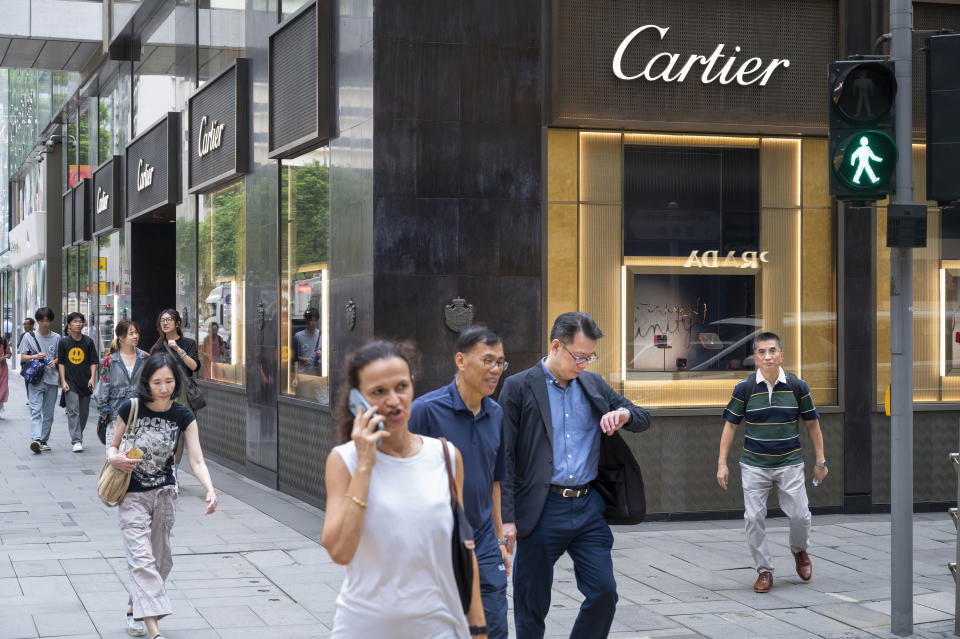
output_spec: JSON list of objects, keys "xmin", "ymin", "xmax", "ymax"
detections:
[{"xmin": 722, "ymin": 370, "xmax": 819, "ymax": 468}]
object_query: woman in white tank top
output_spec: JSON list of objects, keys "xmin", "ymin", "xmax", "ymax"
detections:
[{"xmin": 322, "ymin": 341, "xmax": 488, "ymax": 639}]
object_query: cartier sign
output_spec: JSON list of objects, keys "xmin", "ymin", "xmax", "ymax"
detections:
[
  {"xmin": 93, "ymin": 156, "xmax": 122, "ymax": 236},
  {"xmin": 613, "ymin": 25, "xmax": 790, "ymax": 86},
  {"xmin": 136, "ymin": 159, "xmax": 154, "ymax": 191},
  {"xmin": 125, "ymin": 112, "xmax": 180, "ymax": 221},
  {"xmin": 96, "ymin": 188, "xmax": 109, "ymax": 214},
  {"xmin": 552, "ymin": 0, "xmax": 838, "ymax": 132},
  {"xmin": 189, "ymin": 58, "xmax": 249, "ymax": 192},
  {"xmin": 197, "ymin": 116, "xmax": 225, "ymax": 157}
]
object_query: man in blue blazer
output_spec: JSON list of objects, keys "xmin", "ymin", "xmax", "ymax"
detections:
[{"xmin": 500, "ymin": 312, "xmax": 651, "ymax": 639}]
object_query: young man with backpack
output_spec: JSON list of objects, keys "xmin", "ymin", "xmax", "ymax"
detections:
[
  {"xmin": 716, "ymin": 331, "xmax": 829, "ymax": 593},
  {"xmin": 58, "ymin": 312, "xmax": 98, "ymax": 453},
  {"xmin": 19, "ymin": 308, "xmax": 61, "ymax": 454}
]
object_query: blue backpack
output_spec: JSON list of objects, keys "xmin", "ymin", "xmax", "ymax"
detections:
[{"xmin": 19, "ymin": 332, "xmax": 47, "ymax": 384}]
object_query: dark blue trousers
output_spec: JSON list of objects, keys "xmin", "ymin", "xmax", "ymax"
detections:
[
  {"xmin": 513, "ymin": 489, "xmax": 617, "ymax": 639},
  {"xmin": 474, "ymin": 517, "xmax": 508, "ymax": 639}
]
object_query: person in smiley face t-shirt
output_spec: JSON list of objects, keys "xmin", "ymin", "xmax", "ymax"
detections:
[{"xmin": 58, "ymin": 312, "xmax": 99, "ymax": 452}]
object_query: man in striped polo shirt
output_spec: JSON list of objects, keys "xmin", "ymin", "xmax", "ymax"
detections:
[{"xmin": 716, "ymin": 331, "xmax": 828, "ymax": 593}]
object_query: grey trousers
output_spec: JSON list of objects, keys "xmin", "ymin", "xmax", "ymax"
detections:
[
  {"xmin": 119, "ymin": 486, "xmax": 178, "ymax": 620},
  {"xmin": 64, "ymin": 391, "xmax": 90, "ymax": 444},
  {"xmin": 740, "ymin": 462, "xmax": 811, "ymax": 574}
]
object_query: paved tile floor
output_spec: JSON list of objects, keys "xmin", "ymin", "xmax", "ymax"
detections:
[{"xmin": 0, "ymin": 379, "xmax": 956, "ymax": 638}]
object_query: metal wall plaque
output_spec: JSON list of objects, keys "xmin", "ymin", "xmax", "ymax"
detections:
[
  {"xmin": 188, "ymin": 59, "xmax": 250, "ymax": 193},
  {"xmin": 551, "ymin": 0, "xmax": 838, "ymax": 133},
  {"xmin": 444, "ymin": 297, "xmax": 475, "ymax": 333},
  {"xmin": 92, "ymin": 156, "xmax": 123, "ymax": 237},
  {"xmin": 125, "ymin": 112, "xmax": 180, "ymax": 220},
  {"xmin": 268, "ymin": 0, "xmax": 334, "ymax": 159},
  {"xmin": 62, "ymin": 188, "xmax": 74, "ymax": 249},
  {"xmin": 73, "ymin": 178, "xmax": 91, "ymax": 244}
]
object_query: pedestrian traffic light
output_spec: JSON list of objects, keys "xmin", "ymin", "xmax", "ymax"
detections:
[{"xmin": 829, "ymin": 60, "xmax": 898, "ymax": 200}]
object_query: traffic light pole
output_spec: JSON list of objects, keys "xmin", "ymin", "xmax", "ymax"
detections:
[{"xmin": 889, "ymin": 0, "xmax": 914, "ymax": 635}]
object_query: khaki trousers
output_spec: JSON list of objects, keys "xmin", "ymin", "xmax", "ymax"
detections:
[
  {"xmin": 119, "ymin": 486, "xmax": 177, "ymax": 620},
  {"xmin": 740, "ymin": 462, "xmax": 811, "ymax": 574}
]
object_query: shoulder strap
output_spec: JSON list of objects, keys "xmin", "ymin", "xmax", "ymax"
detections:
[
  {"xmin": 784, "ymin": 372, "xmax": 804, "ymax": 407},
  {"xmin": 125, "ymin": 398, "xmax": 140, "ymax": 438},
  {"xmin": 28, "ymin": 331, "xmax": 42, "ymax": 354},
  {"xmin": 438, "ymin": 437, "xmax": 457, "ymax": 511}
]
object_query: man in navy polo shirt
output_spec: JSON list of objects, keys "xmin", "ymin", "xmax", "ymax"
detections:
[{"xmin": 409, "ymin": 325, "xmax": 509, "ymax": 639}]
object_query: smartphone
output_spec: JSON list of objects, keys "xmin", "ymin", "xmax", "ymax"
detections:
[{"xmin": 348, "ymin": 388, "xmax": 384, "ymax": 445}]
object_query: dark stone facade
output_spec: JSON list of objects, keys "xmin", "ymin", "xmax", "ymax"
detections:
[{"xmin": 369, "ymin": 0, "xmax": 543, "ymax": 394}]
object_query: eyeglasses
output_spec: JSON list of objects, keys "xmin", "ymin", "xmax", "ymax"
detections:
[
  {"xmin": 159, "ymin": 317, "xmax": 175, "ymax": 324},
  {"xmin": 561, "ymin": 342, "xmax": 599, "ymax": 366},
  {"xmin": 468, "ymin": 354, "xmax": 509, "ymax": 372}
]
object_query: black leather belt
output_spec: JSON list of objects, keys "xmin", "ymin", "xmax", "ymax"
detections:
[{"xmin": 549, "ymin": 483, "xmax": 590, "ymax": 498}]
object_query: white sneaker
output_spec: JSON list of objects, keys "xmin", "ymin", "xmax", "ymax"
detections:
[
  {"xmin": 39, "ymin": 443, "xmax": 51, "ymax": 451},
  {"xmin": 125, "ymin": 612, "xmax": 146, "ymax": 637},
  {"xmin": 72, "ymin": 442, "xmax": 83, "ymax": 453}
]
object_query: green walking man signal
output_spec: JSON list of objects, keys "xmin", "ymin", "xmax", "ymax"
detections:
[{"xmin": 828, "ymin": 61, "xmax": 898, "ymax": 200}]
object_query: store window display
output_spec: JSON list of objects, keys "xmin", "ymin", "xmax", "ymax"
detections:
[
  {"xmin": 198, "ymin": 181, "xmax": 245, "ymax": 385},
  {"xmin": 280, "ymin": 146, "xmax": 330, "ymax": 404},
  {"xmin": 547, "ymin": 130, "xmax": 838, "ymax": 407}
]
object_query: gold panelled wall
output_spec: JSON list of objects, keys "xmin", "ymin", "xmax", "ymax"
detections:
[
  {"xmin": 759, "ymin": 139, "xmax": 801, "ymax": 375},
  {"xmin": 547, "ymin": 130, "xmax": 838, "ymax": 407},
  {"xmin": 579, "ymin": 204, "xmax": 623, "ymax": 382},
  {"xmin": 546, "ymin": 129, "xmax": 580, "ymax": 344},
  {"xmin": 801, "ymin": 139, "xmax": 837, "ymax": 405},
  {"xmin": 875, "ymin": 145, "xmax": 945, "ymax": 403}
]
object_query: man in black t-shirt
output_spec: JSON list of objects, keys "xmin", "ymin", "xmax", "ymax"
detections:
[{"xmin": 58, "ymin": 312, "xmax": 98, "ymax": 452}]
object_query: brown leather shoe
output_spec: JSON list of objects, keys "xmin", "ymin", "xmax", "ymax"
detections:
[
  {"xmin": 753, "ymin": 571, "xmax": 773, "ymax": 593},
  {"xmin": 794, "ymin": 550, "xmax": 813, "ymax": 581}
]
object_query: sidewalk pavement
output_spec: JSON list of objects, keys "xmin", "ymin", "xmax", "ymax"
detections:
[{"xmin": 0, "ymin": 378, "xmax": 957, "ymax": 638}]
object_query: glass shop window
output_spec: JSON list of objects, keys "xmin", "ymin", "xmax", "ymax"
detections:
[
  {"xmin": 198, "ymin": 181, "xmax": 246, "ymax": 386},
  {"xmin": 279, "ymin": 146, "xmax": 330, "ymax": 404}
]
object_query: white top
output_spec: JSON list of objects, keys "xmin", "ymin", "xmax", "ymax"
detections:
[
  {"xmin": 330, "ymin": 436, "xmax": 469, "ymax": 639},
  {"xmin": 755, "ymin": 366, "xmax": 787, "ymax": 402}
]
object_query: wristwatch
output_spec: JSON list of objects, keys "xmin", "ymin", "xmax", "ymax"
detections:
[
  {"xmin": 469, "ymin": 626, "xmax": 488, "ymax": 636},
  {"xmin": 815, "ymin": 460, "xmax": 828, "ymax": 468},
  {"xmin": 497, "ymin": 538, "xmax": 508, "ymax": 547}
]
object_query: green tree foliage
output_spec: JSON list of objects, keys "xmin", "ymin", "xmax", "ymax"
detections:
[{"xmin": 280, "ymin": 160, "xmax": 329, "ymax": 269}]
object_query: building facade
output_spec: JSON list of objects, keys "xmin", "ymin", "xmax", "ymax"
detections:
[{"xmin": 8, "ymin": 0, "xmax": 960, "ymax": 515}]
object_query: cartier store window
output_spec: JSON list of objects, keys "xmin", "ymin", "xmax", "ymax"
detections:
[
  {"xmin": 198, "ymin": 180, "xmax": 245, "ymax": 385},
  {"xmin": 547, "ymin": 130, "xmax": 838, "ymax": 408},
  {"xmin": 279, "ymin": 146, "xmax": 330, "ymax": 405}
]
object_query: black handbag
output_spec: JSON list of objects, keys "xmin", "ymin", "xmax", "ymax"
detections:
[
  {"xmin": 593, "ymin": 431, "xmax": 646, "ymax": 525},
  {"xmin": 163, "ymin": 343, "xmax": 206, "ymax": 411},
  {"xmin": 438, "ymin": 437, "xmax": 475, "ymax": 614},
  {"xmin": 96, "ymin": 414, "xmax": 111, "ymax": 445}
]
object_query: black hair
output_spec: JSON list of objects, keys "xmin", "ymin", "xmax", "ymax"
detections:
[
  {"xmin": 549, "ymin": 311, "xmax": 604, "ymax": 343},
  {"xmin": 304, "ymin": 308, "xmax": 320, "ymax": 322},
  {"xmin": 335, "ymin": 340, "xmax": 418, "ymax": 444},
  {"xmin": 752, "ymin": 331, "xmax": 783, "ymax": 352},
  {"xmin": 34, "ymin": 307, "xmax": 54, "ymax": 322},
  {"xmin": 23, "ymin": 317, "xmax": 34, "ymax": 326},
  {"xmin": 210, "ymin": 322, "xmax": 220, "ymax": 329},
  {"xmin": 456, "ymin": 324, "xmax": 501, "ymax": 354},
  {"xmin": 66, "ymin": 311, "xmax": 85, "ymax": 325},
  {"xmin": 151, "ymin": 308, "xmax": 184, "ymax": 352},
  {"xmin": 137, "ymin": 351, "xmax": 183, "ymax": 404}
]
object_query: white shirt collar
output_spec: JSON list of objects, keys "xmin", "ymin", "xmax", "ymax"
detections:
[{"xmin": 755, "ymin": 366, "xmax": 786, "ymax": 389}]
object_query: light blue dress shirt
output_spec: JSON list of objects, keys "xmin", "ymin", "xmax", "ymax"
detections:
[{"xmin": 541, "ymin": 359, "xmax": 600, "ymax": 486}]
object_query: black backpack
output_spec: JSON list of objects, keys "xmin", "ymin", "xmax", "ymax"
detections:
[{"xmin": 741, "ymin": 372, "xmax": 805, "ymax": 408}]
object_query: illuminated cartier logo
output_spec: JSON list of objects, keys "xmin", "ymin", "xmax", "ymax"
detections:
[
  {"xmin": 136, "ymin": 159, "xmax": 154, "ymax": 191},
  {"xmin": 96, "ymin": 187, "xmax": 109, "ymax": 214},
  {"xmin": 684, "ymin": 250, "xmax": 769, "ymax": 269},
  {"xmin": 613, "ymin": 25, "xmax": 790, "ymax": 86},
  {"xmin": 197, "ymin": 116, "xmax": 226, "ymax": 158}
]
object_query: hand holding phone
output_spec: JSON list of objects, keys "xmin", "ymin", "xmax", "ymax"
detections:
[{"xmin": 349, "ymin": 388, "xmax": 384, "ymax": 447}]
